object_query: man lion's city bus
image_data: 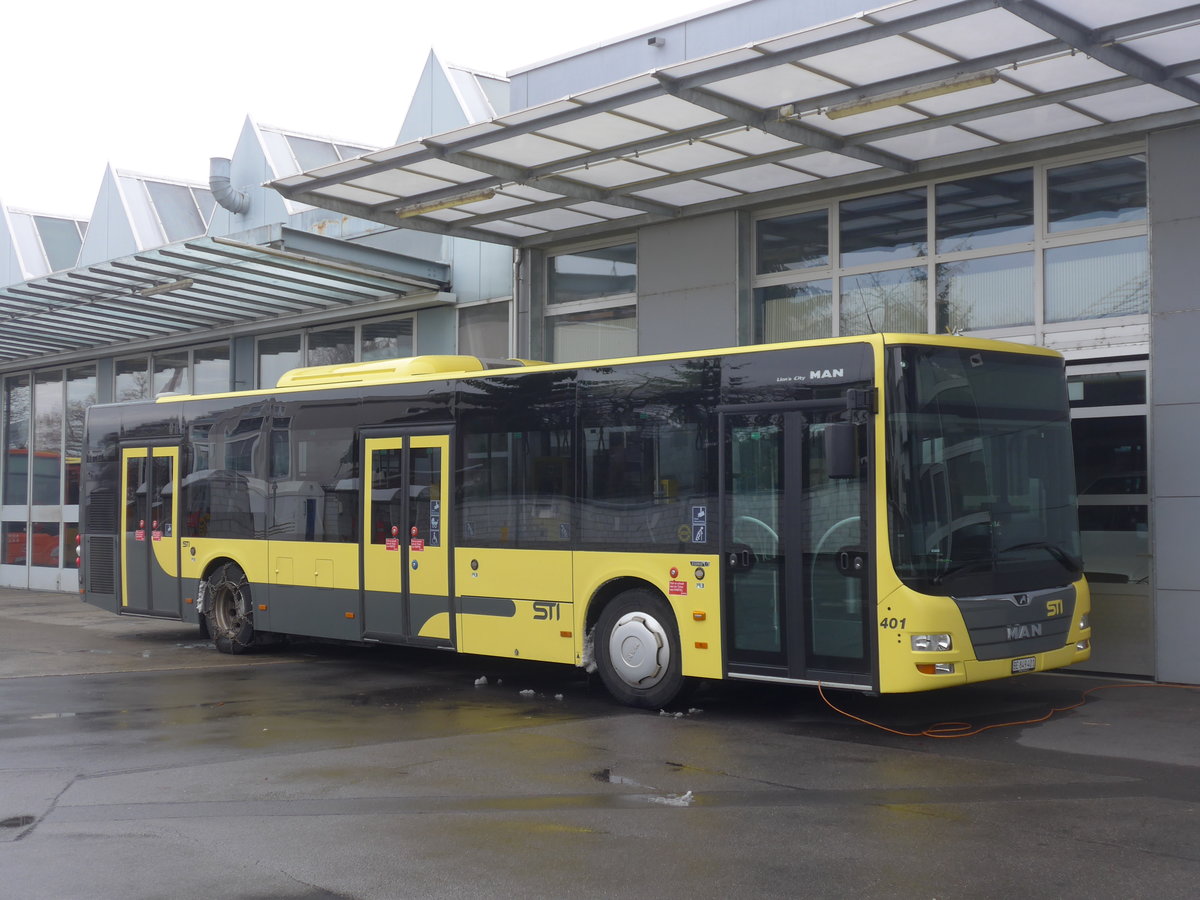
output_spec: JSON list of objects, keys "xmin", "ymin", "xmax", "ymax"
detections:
[{"xmin": 79, "ymin": 334, "xmax": 1091, "ymax": 707}]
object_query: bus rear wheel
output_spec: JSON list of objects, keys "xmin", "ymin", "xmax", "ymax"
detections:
[
  {"xmin": 205, "ymin": 563, "xmax": 256, "ymax": 654},
  {"xmin": 595, "ymin": 589, "xmax": 684, "ymax": 709}
]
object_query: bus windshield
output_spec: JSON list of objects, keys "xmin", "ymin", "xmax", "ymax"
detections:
[{"xmin": 886, "ymin": 345, "xmax": 1081, "ymax": 597}]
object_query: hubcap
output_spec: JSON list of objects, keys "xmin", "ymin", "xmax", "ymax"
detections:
[
  {"xmin": 212, "ymin": 584, "xmax": 243, "ymax": 633},
  {"xmin": 608, "ymin": 611, "xmax": 670, "ymax": 689}
]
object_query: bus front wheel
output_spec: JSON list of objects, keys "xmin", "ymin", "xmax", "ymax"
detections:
[
  {"xmin": 205, "ymin": 563, "xmax": 256, "ymax": 654},
  {"xmin": 595, "ymin": 590, "xmax": 684, "ymax": 709}
]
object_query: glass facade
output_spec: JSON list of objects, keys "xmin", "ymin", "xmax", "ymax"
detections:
[
  {"xmin": 458, "ymin": 302, "xmax": 510, "ymax": 359},
  {"xmin": 1, "ymin": 364, "xmax": 96, "ymax": 576},
  {"xmin": 3, "ymin": 375, "xmax": 30, "ymax": 505},
  {"xmin": 115, "ymin": 357, "xmax": 150, "ymax": 402},
  {"xmin": 308, "ymin": 327, "xmax": 355, "ymax": 366},
  {"xmin": 752, "ymin": 153, "xmax": 1149, "ymax": 343},
  {"xmin": 546, "ymin": 306, "xmax": 637, "ymax": 362},
  {"xmin": 193, "ymin": 346, "xmax": 231, "ymax": 395},
  {"xmin": 258, "ymin": 334, "xmax": 303, "ymax": 389},
  {"xmin": 361, "ymin": 319, "xmax": 414, "ymax": 361},
  {"xmin": 546, "ymin": 243, "xmax": 637, "ymax": 363},
  {"xmin": 1069, "ymin": 366, "xmax": 1149, "ymax": 586}
]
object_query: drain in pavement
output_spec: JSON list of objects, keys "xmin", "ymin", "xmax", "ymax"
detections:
[{"xmin": 1, "ymin": 816, "xmax": 36, "ymax": 828}]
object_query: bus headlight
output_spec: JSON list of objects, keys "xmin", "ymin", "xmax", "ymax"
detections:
[
  {"xmin": 911, "ymin": 633, "xmax": 953, "ymax": 652},
  {"xmin": 1079, "ymin": 614, "xmax": 1090, "ymax": 631}
]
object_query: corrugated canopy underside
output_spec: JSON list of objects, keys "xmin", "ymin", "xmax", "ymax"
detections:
[
  {"xmin": 271, "ymin": 0, "xmax": 1200, "ymax": 248},
  {"xmin": 0, "ymin": 233, "xmax": 446, "ymax": 363}
]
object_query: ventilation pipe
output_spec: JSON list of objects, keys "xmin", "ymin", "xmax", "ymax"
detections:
[{"xmin": 209, "ymin": 157, "xmax": 249, "ymax": 214}]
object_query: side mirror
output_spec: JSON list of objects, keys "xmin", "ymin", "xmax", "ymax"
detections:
[{"xmin": 825, "ymin": 422, "xmax": 859, "ymax": 479}]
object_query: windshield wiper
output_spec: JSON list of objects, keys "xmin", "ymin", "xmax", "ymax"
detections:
[
  {"xmin": 997, "ymin": 541, "xmax": 1082, "ymax": 573},
  {"xmin": 931, "ymin": 541, "xmax": 1081, "ymax": 585},
  {"xmin": 931, "ymin": 558, "xmax": 993, "ymax": 585}
]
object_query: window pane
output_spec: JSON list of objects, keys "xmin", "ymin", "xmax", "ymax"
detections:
[
  {"xmin": 267, "ymin": 404, "xmax": 357, "ymax": 543},
  {"xmin": 756, "ymin": 280, "xmax": 833, "ymax": 342},
  {"xmin": 145, "ymin": 181, "xmax": 204, "ymax": 241},
  {"xmin": 458, "ymin": 371, "xmax": 576, "ymax": 547},
  {"xmin": 115, "ymin": 357, "xmax": 149, "ymax": 402},
  {"xmin": 153, "ymin": 354, "xmax": 189, "ymax": 396},
  {"xmin": 409, "ymin": 447, "xmax": 441, "ymax": 547},
  {"xmin": 193, "ymin": 345, "xmax": 230, "ymax": 395},
  {"xmin": 578, "ymin": 360, "xmax": 717, "ymax": 549},
  {"xmin": 4, "ymin": 375, "xmax": 30, "ymax": 505},
  {"xmin": 1045, "ymin": 236, "xmax": 1148, "ymax": 322},
  {"xmin": 1048, "ymin": 155, "xmax": 1146, "ymax": 233},
  {"xmin": 458, "ymin": 303, "xmax": 510, "ymax": 359},
  {"xmin": 546, "ymin": 306, "xmax": 637, "ymax": 362},
  {"xmin": 64, "ymin": 523, "xmax": 79, "ymax": 570},
  {"xmin": 10, "ymin": 214, "xmax": 46, "ymax": 276},
  {"xmin": 30, "ymin": 522, "xmax": 60, "ymax": 568},
  {"xmin": 286, "ymin": 136, "xmax": 340, "ymax": 171},
  {"xmin": 34, "ymin": 216, "xmax": 84, "ymax": 272},
  {"xmin": 33, "ymin": 371, "xmax": 62, "ymax": 505},
  {"xmin": 2, "ymin": 522, "xmax": 27, "ymax": 565},
  {"xmin": 183, "ymin": 412, "xmax": 266, "ymax": 540},
  {"xmin": 361, "ymin": 319, "xmax": 414, "ymax": 362},
  {"xmin": 548, "ymin": 243, "xmax": 636, "ymax": 304},
  {"xmin": 1072, "ymin": 415, "xmax": 1146, "ymax": 496},
  {"xmin": 370, "ymin": 448, "xmax": 404, "ymax": 545},
  {"xmin": 1068, "ymin": 370, "xmax": 1145, "ymax": 408},
  {"xmin": 64, "ymin": 365, "xmax": 95, "ymax": 506},
  {"xmin": 840, "ymin": 268, "xmax": 927, "ymax": 336},
  {"xmin": 1078, "ymin": 505, "xmax": 1148, "ymax": 585},
  {"xmin": 840, "ymin": 188, "xmax": 927, "ymax": 268},
  {"xmin": 935, "ymin": 169, "xmax": 1033, "ymax": 252},
  {"xmin": 258, "ymin": 335, "xmax": 302, "ymax": 389},
  {"xmin": 308, "ymin": 328, "xmax": 354, "ymax": 366},
  {"xmin": 756, "ymin": 209, "xmax": 829, "ymax": 273},
  {"xmin": 936, "ymin": 252, "xmax": 1034, "ymax": 332}
]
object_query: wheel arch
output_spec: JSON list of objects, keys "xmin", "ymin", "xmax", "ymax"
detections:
[
  {"xmin": 585, "ymin": 575, "xmax": 672, "ymax": 636},
  {"xmin": 199, "ymin": 556, "xmax": 242, "ymax": 583}
]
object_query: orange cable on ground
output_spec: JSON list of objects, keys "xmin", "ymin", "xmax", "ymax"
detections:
[{"xmin": 818, "ymin": 680, "xmax": 1200, "ymax": 739}]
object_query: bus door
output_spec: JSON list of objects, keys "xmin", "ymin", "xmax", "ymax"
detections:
[
  {"xmin": 120, "ymin": 445, "xmax": 182, "ymax": 617},
  {"xmin": 361, "ymin": 433, "xmax": 453, "ymax": 646},
  {"xmin": 722, "ymin": 406, "xmax": 872, "ymax": 686}
]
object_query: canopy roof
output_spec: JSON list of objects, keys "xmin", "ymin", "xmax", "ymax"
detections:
[
  {"xmin": 271, "ymin": 0, "xmax": 1200, "ymax": 248},
  {"xmin": 0, "ymin": 226, "xmax": 448, "ymax": 364}
]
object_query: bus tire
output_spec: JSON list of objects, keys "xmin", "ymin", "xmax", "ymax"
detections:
[
  {"xmin": 205, "ymin": 563, "xmax": 256, "ymax": 654},
  {"xmin": 595, "ymin": 589, "xmax": 684, "ymax": 709}
]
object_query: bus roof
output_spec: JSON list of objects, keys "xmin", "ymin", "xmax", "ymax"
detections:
[{"xmin": 151, "ymin": 333, "xmax": 1062, "ymax": 404}]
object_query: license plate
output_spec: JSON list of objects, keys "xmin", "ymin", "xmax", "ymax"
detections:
[{"xmin": 1011, "ymin": 656, "xmax": 1037, "ymax": 674}]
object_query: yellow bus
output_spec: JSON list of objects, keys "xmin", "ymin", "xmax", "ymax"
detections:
[{"xmin": 80, "ymin": 334, "xmax": 1090, "ymax": 707}]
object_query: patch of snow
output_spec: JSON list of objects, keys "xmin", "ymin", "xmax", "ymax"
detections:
[{"xmin": 647, "ymin": 790, "xmax": 694, "ymax": 807}]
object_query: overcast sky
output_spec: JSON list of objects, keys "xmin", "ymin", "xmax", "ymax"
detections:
[{"xmin": 0, "ymin": 0, "xmax": 718, "ymax": 218}]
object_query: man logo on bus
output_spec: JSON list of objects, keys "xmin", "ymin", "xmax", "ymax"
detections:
[{"xmin": 810, "ymin": 368, "xmax": 845, "ymax": 379}]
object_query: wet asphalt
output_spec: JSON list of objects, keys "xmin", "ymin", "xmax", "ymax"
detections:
[{"xmin": 1, "ymin": 589, "xmax": 1198, "ymax": 899}]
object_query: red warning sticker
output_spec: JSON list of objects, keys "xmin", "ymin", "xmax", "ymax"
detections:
[{"xmin": 669, "ymin": 580, "xmax": 688, "ymax": 596}]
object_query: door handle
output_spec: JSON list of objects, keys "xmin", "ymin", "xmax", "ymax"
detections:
[
  {"xmin": 837, "ymin": 549, "xmax": 868, "ymax": 577},
  {"xmin": 727, "ymin": 548, "xmax": 755, "ymax": 570}
]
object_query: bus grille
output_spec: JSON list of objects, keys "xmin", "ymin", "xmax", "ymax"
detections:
[
  {"xmin": 953, "ymin": 586, "xmax": 1076, "ymax": 661},
  {"xmin": 85, "ymin": 489, "xmax": 119, "ymax": 533},
  {"xmin": 86, "ymin": 536, "xmax": 116, "ymax": 595}
]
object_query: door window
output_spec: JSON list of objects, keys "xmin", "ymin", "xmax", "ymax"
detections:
[{"xmin": 727, "ymin": 415, "xmax": 785, "ymax": 659}]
